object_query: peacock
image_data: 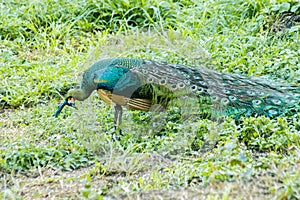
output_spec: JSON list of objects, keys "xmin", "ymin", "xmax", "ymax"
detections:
[{"xmin": 53, "ymin": 58, "xmax": 300, "ymax": 134}]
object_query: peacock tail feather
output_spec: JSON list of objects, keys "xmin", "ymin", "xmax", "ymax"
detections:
[{"xmin": 127, "ymin": 59, "xmax": 299, "ymax": 119}]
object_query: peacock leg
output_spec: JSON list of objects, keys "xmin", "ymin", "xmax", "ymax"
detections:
[
  {"xmin": 117, "ymin": 105, "xmax": 122, "ymax": 130},
  {"xmin": 113, "ymin": 104, "xmax": 123, "ymax": 139}
]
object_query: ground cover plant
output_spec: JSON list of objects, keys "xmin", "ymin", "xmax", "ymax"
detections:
[{"xmin": 1, "ymin": 0, "xmax": 300, "ymax": 199}]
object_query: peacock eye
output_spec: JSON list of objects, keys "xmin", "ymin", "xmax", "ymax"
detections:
[
  {"xmin": 252, "ymin": 99, "xmax": 262, "ymax": 105},
  {"xmin": 287, "ymin": 99, "xmax": 296, "ymax": 104},
  {"xmin": 170, "ymin": 84, "xmax": 177, "ymax": 90},
  {"xmin": 190, "ymin": 85, "xmax": 197, "ymax": 91},
  {"xmin": 197, "ymin": 87, "xmax": 204, "ymax": 93},
  {"xmin": 268, "ymin": 109, "xmax": 278, "ymax": 115},
  {"xmin": 271, "ymin": 99, "xmax": 281, "ymax": 105},
  {"xmin": 247, "ymin": 91, "xmax": 256, "ymax": 96},
  {"xmin": 184, "ymin": 80, "xmax": 190, "ymax": 84},
  {"xmin": 257, "ymin": 91, "xmax": 265, "ymax": 96},
  {"xmin": 147, "ymin": 77, "xmax": 154, "ymax": 83},
  {"xmin": 178, "ymin": 82, "xmax": 185, "ymax": 88},
  {"xmin": 207, "ymin": 89, "xmax": 214, "ymax": 94},
  {"xmin": 224, "ymin": 89, "xmax": 231, "ymax": 94},
  {"xmin": 221, "ymin": 98, "xmax": 229, "ymax": 105},
  {"xmin": 211, "ymin": 95, "xmax": 219, "ymax": 102},
  {"xmin": 229, "ymin": 96, "xmax": 237, "ymax": 101},
  {"xmin": 160, "ymin": 79, "xmax": 167, "ymax": 85},
  {"xmin": 199, "ymin": 81, "xmax": 206, "ymax": 86}
]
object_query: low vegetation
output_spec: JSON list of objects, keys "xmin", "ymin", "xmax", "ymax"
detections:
[{"xmin": 1, "ymin": 0, "xmax": 300, "ymax": 199}]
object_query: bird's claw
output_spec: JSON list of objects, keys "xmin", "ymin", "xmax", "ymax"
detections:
[{"xmin": 108, "ymin": 126, "xmax": 123, "ymax": 141}]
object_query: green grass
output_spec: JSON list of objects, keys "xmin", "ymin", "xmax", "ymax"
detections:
[{"xmin": 1, "ymin": 0, "xmax": 300, "ymax": 199}]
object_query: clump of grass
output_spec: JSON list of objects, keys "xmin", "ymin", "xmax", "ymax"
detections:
[{"xmin": 0, "ymin": 0, "xmax": 183, "ymax": 41}]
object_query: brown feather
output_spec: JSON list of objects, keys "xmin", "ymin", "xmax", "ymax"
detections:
[{"xmin": 97, "ymin": 89, "xmax": 153, "ymax": 111}]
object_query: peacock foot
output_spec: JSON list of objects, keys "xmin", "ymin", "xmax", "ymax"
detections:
[{"xmin": 109, "ymin": 125, "xmax": 123, "ymax": 141}]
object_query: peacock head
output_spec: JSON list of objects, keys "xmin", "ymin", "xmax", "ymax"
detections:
[
  {"xmin": 64, "ymin": 95, "xmax": 78, "ymax": 109},
  {"xmin": 52, "ymin": 93, "xmax": 78, "ymax": 117}
]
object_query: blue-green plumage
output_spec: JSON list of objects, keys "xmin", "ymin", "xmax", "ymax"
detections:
[
  {"xmin": 52, "ymin": 101, "xmax": 67, "ymax": 117},
  {"xmin": 53, "ymin": 58, "xmax": 300, "ymax": 130}
]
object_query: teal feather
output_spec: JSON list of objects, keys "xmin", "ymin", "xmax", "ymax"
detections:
[
  {"xmin": 53, "ymin": 58, "xmax": 300, "ymax": 127},
  {"xmin": 52, "ymin": 100, "xmax": 67, "ymax": 117}
]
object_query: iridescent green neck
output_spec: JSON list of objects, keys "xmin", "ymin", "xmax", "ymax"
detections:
[{"xmin": 67, "ymin": 88, "xmax": 92, "ymax": 101}]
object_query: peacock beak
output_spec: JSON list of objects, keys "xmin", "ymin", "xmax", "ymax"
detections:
[{"xmin": 67, "ymin": 97, "xmax": 78, "ymax": 110}]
